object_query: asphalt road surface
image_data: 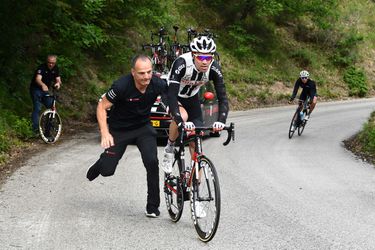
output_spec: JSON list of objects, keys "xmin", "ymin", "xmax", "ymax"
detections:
[{"xmin": 1, "ymin": 98, "xmax": 375, "ymax": 249}]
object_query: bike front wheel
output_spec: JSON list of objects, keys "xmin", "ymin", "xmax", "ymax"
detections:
[
  {"xmin": 191, "ymin": 156, "xmax": 220, "ymax": 242},
  {"xmin": 288, "ymin": 111, "xmax": 298, "ymax": 139},
  {"xmin": 39, "ymin": 109, "xmax": 62, "ymax": 144},
  {"xmin": 298, "ymin": 110, "xmax": 308, "ymax": 136},
  {"xmin": 164, "ymin": 156, "xmax": 184, "ymax": 222}
]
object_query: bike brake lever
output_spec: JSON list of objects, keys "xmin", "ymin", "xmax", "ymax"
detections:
[{"xmin": 223, "ymin": 122, "xmax": 235, "ymax": 146}]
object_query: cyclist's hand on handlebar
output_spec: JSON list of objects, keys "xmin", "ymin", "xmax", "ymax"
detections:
[
  {"xmin": 184, "ymin": 122, "xmax": 195, "ymax": 131},
  {"xmin": 288, "ymin": 98, "xmax": 294, "ymax": 104},
  {"xmin": 100, "ymin": 132, "xmax": 115, "ymax": 149},
  {"xmin": 213, "ymin": 121, "xmax": 225, "ymax": 132},
  {"xmin": 54, "ymin": 82, "xmax": 61, "ymax": 90}
]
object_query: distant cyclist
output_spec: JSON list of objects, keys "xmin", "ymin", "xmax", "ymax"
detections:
[
  {"xmin": 288, "ymin": 70, "xmax": 318, "ymax": 122},
  {"xmin": 161, "ymin": 36, "xmax": 229, "ymax": 174},
  {"xmin": 29, "ymin": 55, "xmax": 62, "ymax": 133}
]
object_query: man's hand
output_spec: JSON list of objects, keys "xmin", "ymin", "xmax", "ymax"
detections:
[
  {"xmin": 100, "ymin": 131, "xmax": 115, "ymax": 149},
  {"xmin": 288, "ymin": 99, "xmax": 294, "ymax": 104},
  {"xmin": 213, "ymin": 121, "xmax": 225, "ymax": 132},
  {"xmin": 54, "ymin": 82, "xmax": 61, "ymax": 90}
]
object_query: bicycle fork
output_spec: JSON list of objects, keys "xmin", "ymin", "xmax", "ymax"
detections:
[{"xmin": 191, "ymin": 136, "xmax": 214, "ymax": 202}]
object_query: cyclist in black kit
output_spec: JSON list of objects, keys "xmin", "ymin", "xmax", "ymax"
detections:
[
  {"xmin": 29, "ymin": 55, "xmax": 62, "ymax": 133},
  {"xmin": 161, "ymin": 36, "xmax": 229, "ymax": 175},
  {"xmin": 86, "ymin": 55, "xmax": 168, "ymax": 218},
  {"xmin": 288, "ymin": 70, "xmax": 318, "ymax": 123}
]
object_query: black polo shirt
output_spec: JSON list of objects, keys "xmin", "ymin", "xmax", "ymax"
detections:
[
  {"xmin": 106, "ymin": 74, "xmax": 168, "ymax": 130},
  {"xmin": 30, "ymin": 63, "xmax": 60, "ymax": 89}
]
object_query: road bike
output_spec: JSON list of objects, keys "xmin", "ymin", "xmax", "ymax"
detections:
[
  {"xmin": 288, "ymin": 98, "xmax": 311, "ymax": 139},
  {"xmin": 142, "ymin": 27, "xmax": 169, "ymax": 74},
  {"xmin": 38, "ymin": 89, "xmax": 62, "ymax": 144},
  {"xmin": 167, "ymin": 25, "xmax": 183, "ymax": 69},
  {"xmin": 164, "ymin": 123, "xmax": 235, "ymax": 242}
]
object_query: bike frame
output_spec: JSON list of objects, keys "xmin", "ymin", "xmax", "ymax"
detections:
[{"xmin": 175, "ymin": 124, "xmax": 234, "ymax": 192}]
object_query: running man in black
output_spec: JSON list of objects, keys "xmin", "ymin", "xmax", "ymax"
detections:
[
  {"xmin": 289, "ymin": 70, "xmax": 318, "ymax": 121},
  {"xmin": 86, "ymin": 55, "xmax": 168, "ymax": 218}
]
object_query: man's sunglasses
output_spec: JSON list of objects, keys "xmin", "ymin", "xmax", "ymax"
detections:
[
  {"xmin": 195, "ymin": 54, "xmax": 214, "ymax": 61},
  {"xmin": 301, "ymin": 77, "xmax": 308, "ymax": 80}
]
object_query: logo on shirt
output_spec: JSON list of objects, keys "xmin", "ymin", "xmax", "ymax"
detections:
[
  {"xmin": 211, "ymin": 65, "xmax": 223, "ymax": 78},
  {"xmin": 175, "ymin": 64, "xmax": 186, "ymax": 75},
  {"xmin": 127, "ymin": 98, "xmax": 140, "ymax": 102}
]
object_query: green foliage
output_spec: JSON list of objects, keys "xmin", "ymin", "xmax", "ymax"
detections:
[
  {"xmin": 332, "ymin": 32, "xmax": 364, "ymax": 67},
  {"xmin": 343, "ymin": 66, "xmax": 368, "ymax": 97},
  {"xmin": 0, "ymin": 110, "xmax": 32, "ymax": 155},
  {"xmin": 359, "ymin": 114, "xmax": 375, "ymax": 155},
  {"xmin": 0, "ymin": 0, "xmax": 374, "ymax": 160},
  {"xmin": 0, "ymin": 133, "xmax": 11, "ymax": 153},
  {"xmin": 255, "ymin": 0, "xmax": 283, "ymax": 17},
  {"xmin": 227, "ymin": 24, "xmax": 258, "ymax": 59},
  {"xmin": 13, "ymin": 118, "xmax": 34, "ymax": 140},
  {"xmin": 290, "ymin": 49, "xmax": 313, "ymax": 67}
]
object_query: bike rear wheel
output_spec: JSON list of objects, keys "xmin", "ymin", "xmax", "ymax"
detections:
[
  {"xmin": 191, "ymin": 156, "xmax": 220, "ymax": 242},
  {"xmin": 39, "ymin": 109, "xmax": 62, "ymax": 144},
  {"xmin": 288, "ymin": 111, "xmax": 298, "ymax": 139},
  {"xmin": 164, "ymin": 156, "xmax": 184, "ymax": 222}
]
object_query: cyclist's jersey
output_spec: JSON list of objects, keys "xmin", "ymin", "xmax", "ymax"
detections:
[
  {"xmin": 291, "ymin": 78, "xmax": 317, "ymax": 100},
  {"xmin": 105, "ymin": 74, "xmax": 168, "ymax": 130},
  {"xmin": 167, "ymin": 52, "xmax": 229, "ymax": 124},
  {"xmin": 30, "ymin": 63, "xmax": 60, "ymax": 90}
]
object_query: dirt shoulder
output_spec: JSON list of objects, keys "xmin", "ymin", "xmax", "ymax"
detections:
[
  {"xmin": 0, "ymin": 122, "xmax": 97, "ymax": 185},
  {"xmin": 343, "ymin": 134, "xmax": 375, "ymax": 165}
]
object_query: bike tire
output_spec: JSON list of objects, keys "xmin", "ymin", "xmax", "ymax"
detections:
[
  {"xmin": 288, "ymin": 111, "xmax": 298, "ymax": 139},
  {"xmin": 191, "ymin": 156, "xmax": 220, "ymax": 242},
  {"xmin": 39, "ymin": 109, "xmax": 62, "ymax": 144},
  {"xmin": 164, "ymin": 155, "xmax": 184, "ymax": 222}
]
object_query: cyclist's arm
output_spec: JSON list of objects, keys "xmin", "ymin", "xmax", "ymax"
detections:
[
  {"xmin": 54, "ymin": 76, "xmax": 62, "ymax": 89},
  {"xmin": 35, "ymin": 74, "xmax": 48, "ymax": 91},
  {"xmin": 168, "ymin": 57, "xmax": 186, "ymax": 125},
  {"xmin": 54, "ymin": 66, "xmax": 62, "ymax": 89},
  {"xmin": 209, "ymin": 62, "xmax": 229, "ymax": 123},
  {"xmin": 97, "ymin": 95, "xmax": 114, "ymax": 148},
  {"xmin": 310, "ymin": 80, "xmax": 317, "ymax": 98},
  {"xmin": 290, "ymin": 79, "xmax": 300, "ymax": 100}
]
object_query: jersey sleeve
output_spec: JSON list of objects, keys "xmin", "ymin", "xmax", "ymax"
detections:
[
  {"xmin": 168, "ymin": 57, "xmax": 186, "ymax": 84},
  {"xmin": 36, "ymin": 64, "xmax": 44, "ymax": 75},
  {"xmin": 209, "ymin": 61, "xmax": 229, "ymax": 123},
  {"xmin": 167, "ymin": 57, "xmax": 186, "ymax": 124},
  {"xmin": 290, "ymin": 79, "xmax": 300, "ymax": 99},
  {"xmin": 105, "ymin": 79, "xmax": 124, "ymax": 104},
  {"xmin": 310, "ymin": 81, "xmax": 317, "ymax": 97}
]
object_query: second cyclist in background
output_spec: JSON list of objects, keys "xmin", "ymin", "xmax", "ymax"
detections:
[
  {"xmin": 29, "ymin": 54, "xmax": 62, "ymax": 134},
  {"xmin": 288, "ymin": 70, "xmax": 318, "ymax": 122},
  {"xmin": 161, "ymin": 36, "xmax": 229, "ymax": 174}
]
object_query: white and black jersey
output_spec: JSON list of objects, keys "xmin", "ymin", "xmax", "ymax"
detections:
[{"xmin": 167, "ymin": 53, "xmax": 229, "ymax": 125}]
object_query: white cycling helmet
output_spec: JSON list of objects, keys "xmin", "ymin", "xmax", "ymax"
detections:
[
  {"xmin": 190, "ymin": 36, "xmax": 216, "ymax": 54},
  {"xmin": 300, "ymin": 70, "xmax": 309, "ymax": 78}
]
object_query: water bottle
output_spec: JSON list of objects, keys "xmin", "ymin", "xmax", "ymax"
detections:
[{"xmin": 300, "ymin": 111, "xmax": 304, "ymax": 120}]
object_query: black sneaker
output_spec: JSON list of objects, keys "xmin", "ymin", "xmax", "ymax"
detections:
[
  {"xmin": 145, "ymin": 206, "xmax": 160, "ymax": 218},
  {"xmin": 86, "ymin": 162, "xmax": 100, "ymax": 181}
]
